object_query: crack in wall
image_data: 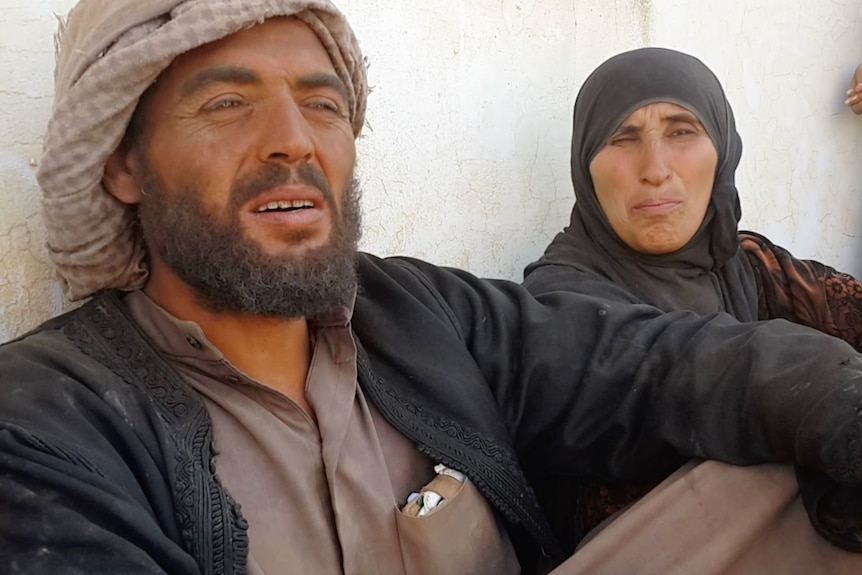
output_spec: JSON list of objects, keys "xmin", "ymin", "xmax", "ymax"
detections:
[{"xmin": 625, "ymin": 0, "xmax": 653, "ymax": 45}]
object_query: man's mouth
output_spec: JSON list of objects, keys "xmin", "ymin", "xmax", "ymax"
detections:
[{"xmin": 255, "ymin": 200, "xmax": 316, "ymax": 213}]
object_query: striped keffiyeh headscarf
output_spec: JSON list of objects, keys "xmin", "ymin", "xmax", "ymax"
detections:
[{"xmin": 37, "ymin": 0, "xmax": 367, "ymax": 300}]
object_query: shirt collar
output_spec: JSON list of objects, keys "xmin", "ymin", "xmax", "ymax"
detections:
[{"xmin": 122, "ymin": 288, "xmax": 357, "ymax": 361}]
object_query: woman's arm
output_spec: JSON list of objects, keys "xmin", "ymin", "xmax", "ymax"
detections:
[{"xmin": 741, "ymin": 231, "xmax": 862, "ymax": 350}]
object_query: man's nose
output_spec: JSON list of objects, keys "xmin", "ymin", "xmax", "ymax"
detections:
[
  {"xmin": 638, "ymin": 139, "xmax": 672, "ymax": 187},
  {"xmin": 257, "ymin": 96, "xmax": 315, "ymax": 164}
]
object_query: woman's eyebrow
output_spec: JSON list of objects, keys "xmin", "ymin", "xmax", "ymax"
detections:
[
  {"xmin": 610, "ymin": 124, "xmax": 640, "ymax": 137},
  {"xmin": 663, "ymin": 111, "xmax": 702, "ymax": 124},
  {"xmin": 611, "ymin": 111, "xmax": 703, "ymax": 137}
]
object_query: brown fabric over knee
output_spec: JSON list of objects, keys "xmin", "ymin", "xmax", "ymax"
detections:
[{"xmin": 553, "ymin": 461, "xmax": 862, "ymax": 574}]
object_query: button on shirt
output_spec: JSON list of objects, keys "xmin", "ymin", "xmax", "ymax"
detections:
[{"xmin": 123, "ymin": 290, "xmax": 518, "ymax": 575}]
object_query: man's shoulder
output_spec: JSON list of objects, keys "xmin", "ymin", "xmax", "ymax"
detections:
[
  {"xmin": 356, "ymin": 251, "xmax": 436, "ymax": 276},
  {"xmin": 356, "ymin": 251, "xmax": 489, "ymax": 292},
  {"xmin": 2, "ymin": 300, "xmax": 83, "ymax": 347},
  {"xmin": 0, "ymin": 290, "xmax": 121, "ymax": 357},
  {"xmin": 0, "ymin": 302, "xmax": 89, "ymax": 368},
  {"xmin": 0, "ymin": 293, "xmax": 147, "ymax": 421}
]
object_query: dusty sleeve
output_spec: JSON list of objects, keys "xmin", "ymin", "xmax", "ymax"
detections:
[
  {"xmin": 356, "ymin": 256, "xmax": 862, "ymax": 487},
  {"xmin": 0, "ymin": 329, "xmax": 206, "ymax": 575},
  {"xmin": 0, "ymin": 425, "xmax": 201, "ymax": 575}
]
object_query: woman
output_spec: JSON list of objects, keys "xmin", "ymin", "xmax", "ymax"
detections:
[
  {"xmin": 523, "ymin": 47, "xmax": 862, "ymax": 554},
  {"xmin": 525, "ymin": 47, "xmax": 862, "ymax": 347}
]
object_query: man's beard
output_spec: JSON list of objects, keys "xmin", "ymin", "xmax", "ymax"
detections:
[{"xmin": 136, "ymin": 162, "xmax": 361, "ymax": 319}]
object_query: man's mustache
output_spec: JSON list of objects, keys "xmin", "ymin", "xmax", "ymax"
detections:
[{"xmin": 229, "ymin": 164, "xmax": 335, "ymax": 210}]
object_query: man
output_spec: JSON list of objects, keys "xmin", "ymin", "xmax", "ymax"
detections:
[
  {"xmin": 1, "ymin": 0, "xmax": 862, "ymax": 573},
  {"xmin": 847, "ymin": 61, "xmax": 862, "ymax": 114}
]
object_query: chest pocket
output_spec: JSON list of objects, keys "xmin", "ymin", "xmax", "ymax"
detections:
[{"xmin": 394, "ymin": 477, "xmax": 520, "ymax": 575}]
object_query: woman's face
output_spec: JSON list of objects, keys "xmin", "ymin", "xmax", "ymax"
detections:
[{"xmin": 588, "ymin": 102, "xmax": 718, "ymax": 255}]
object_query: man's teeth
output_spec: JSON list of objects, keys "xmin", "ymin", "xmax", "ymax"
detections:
[{"xmin": 256, "ymin": 200, "xmax": 314, "ymax": 212}]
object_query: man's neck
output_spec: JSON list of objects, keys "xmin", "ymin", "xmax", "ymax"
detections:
[{"xmin": 143, "ymin": 272, "xmax": 314, "ymax": 416}]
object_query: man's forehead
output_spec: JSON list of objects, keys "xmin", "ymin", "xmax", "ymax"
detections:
[{"xmin": 164, "ymin": 16, "xmax": 337, "ymax": 79}]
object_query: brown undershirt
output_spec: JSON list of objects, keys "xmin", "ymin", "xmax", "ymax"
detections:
[{"xmin": 124, "ymin": 290, "xmax": 517, "ymax": 574}]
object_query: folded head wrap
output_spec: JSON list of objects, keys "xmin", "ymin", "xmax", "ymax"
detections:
[
  {"xmin": 38, "ymin": 0, "xmax": 367, "ymax": 300},
  {"xmin": 525, "ymin": 47, "xmax": 758, "ymax": 320}
]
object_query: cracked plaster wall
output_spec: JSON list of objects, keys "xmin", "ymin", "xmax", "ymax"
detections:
[{"xmin": 1, "ymin": 0, "xmax": 861, "ymax": 340}]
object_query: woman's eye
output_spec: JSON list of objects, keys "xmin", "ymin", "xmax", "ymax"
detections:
[
  {"xmin": 609, "ymin": 135, "xmax": 635, "ymax": 145},
  {"xmin": 670, "ymin": 123, "xmax": 702, "ymax": 137}
]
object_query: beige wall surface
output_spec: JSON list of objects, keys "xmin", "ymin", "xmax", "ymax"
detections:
[{"xmin": 1, "ymin": 0, "xmax": 861, "ymax": 340}]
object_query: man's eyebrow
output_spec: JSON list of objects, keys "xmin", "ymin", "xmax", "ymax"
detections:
[
  {"xmin": 179, "ymin": 67, "xmax": 261, "ymax": 98},
  {"xmin": 295, "ymin": 72, "xmax": 349, "ymax": 103},
  {"xmin": 179, "ymin": 68, "xmax": 349, "ymax": 105}
]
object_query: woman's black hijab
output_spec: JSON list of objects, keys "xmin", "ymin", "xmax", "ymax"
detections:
[{"xmin": 525, "ymin": 47, "xmax": 758, "ymax": 320}]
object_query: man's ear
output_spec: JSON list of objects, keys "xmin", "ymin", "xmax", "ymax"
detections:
[{"xmin": 102, "ymin": 144, "xmax": 144, "ymax": 205}]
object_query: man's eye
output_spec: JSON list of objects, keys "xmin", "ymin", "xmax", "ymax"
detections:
[
  {"xmin": 205, "ymin": 98, "xmax": 244, "ymax": 112},
  {"xmin": 307, "ymin": 99, "xmax": 342, "ymax": 114}
]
